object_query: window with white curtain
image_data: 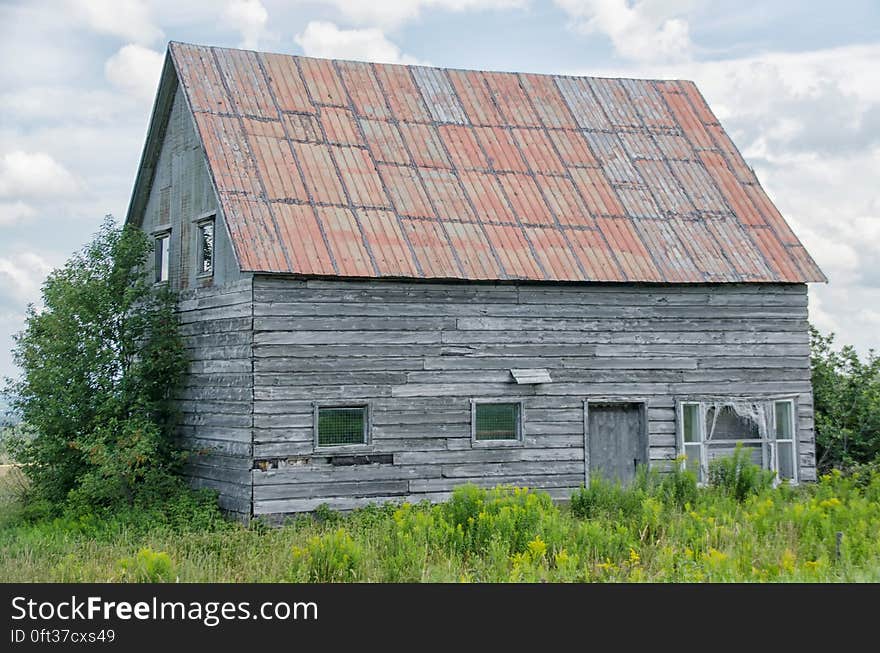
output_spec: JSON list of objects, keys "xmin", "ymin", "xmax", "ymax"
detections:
[{"xmin": 677, "ymin": 398, "xmax": 798, "ymax": 485}]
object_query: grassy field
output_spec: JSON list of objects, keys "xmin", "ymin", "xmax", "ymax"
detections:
[{"xmin": 1, "ymin": 463, "xmax": 879, "ymax": 583}]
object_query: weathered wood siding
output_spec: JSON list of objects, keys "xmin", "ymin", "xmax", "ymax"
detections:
[
  {"xmin": 177, "ymin": 280, "xmax": 253, "ymax": 517},
  {"xmin": 139, "ymin": 84, "xmax": 241, "ymax": 290},
  {"xmin": 250, "ymin": 276, "xmax": 816, "ymax": 516}
]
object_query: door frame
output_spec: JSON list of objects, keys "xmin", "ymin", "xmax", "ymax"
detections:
[{"xmin": 583, "ymin": 397, "xmax": 650, "ymax": 485}]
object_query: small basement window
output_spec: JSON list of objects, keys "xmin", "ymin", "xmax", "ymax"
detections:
[
  {"xmin": 473, "ymin": 401, "xmax": 522, "ymax": 442},
  {"xmin": 197, "ymin": 218, "xmax": 214, "ymax": 276},
  {"xmin": 316, "ymin": 405, "xmax": 368, "ymax": 447},
  {"xmin": 677, "ymin": 399, "xmax": 798, "ymax": 485},
  {"xmin": 154, "ymin": 232, "xmax": 170, "ymax": 283}
]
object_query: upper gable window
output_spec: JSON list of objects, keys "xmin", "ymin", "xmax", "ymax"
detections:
[
  {"xmin": 197, "ymin": 217, "xmax": 214, "ymax": 277},
  {"xmin": 155, "ymin": 232, "xmax": 170, "ymax": 283}
]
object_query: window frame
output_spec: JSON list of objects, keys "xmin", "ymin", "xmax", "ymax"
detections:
[
  {"xmin": 313, "ymin": 402, "xmax": 372, "ymax": 451},
  {"xmin": 676, "ymin": 397, "xmax": 799, "ymax": 485},
  {"xmin": 153, "ymin": 228, "xmax": 171, "ymax": 284},
  {"xmin": 195, "ymin": 214, "xmax": 216, "ymax": 279},
  {"xmin": 470, "ymin": 399, "xmax": 524, "ymax": 447}
]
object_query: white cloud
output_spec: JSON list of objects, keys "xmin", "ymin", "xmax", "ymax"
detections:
[
  {"xmin": 555, "ymin": 0, "xmax": 694, "ymax": 62},
  {"xmin": 0, "ymin": 201, "xmax": 36, "ymax": 226},
  {"xmin": 223, "ymin": 0, "xmax": 270, "ymax": 49},
  {"xmin": 70, "ymin": 0, "xmax": 163, "ymax": 45},
  {"xmin": 295, "ymin": 21, "xmax": 427, "ymax": 65},
  {"xmin": 0, "ymin": 252, "xmax": 52, "ymax": 305},
  {"xmin": 0, "ymin": 151, "xmax": 79, "ymax": 200},
  {"xmin": 300, "ymin": 0, "xmax": 528, "ymax": 29},
  {"xmin": 104, "ymin": 44, "xmax": 165, "ymax": 102}
]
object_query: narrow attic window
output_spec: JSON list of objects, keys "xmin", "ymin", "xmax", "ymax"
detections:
[
  {"xmin": 154, "ymin": 232, "xmax": 170, "ymax": 283},
  {"xmin": 197, "ymin": 217, "xmax": 215, "ymax": 276}
]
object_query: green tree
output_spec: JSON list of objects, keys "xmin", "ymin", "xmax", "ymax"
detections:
[
  {"xmin": 4, "ymin": 217, "xmax": 188, "ymax": 509},
  {"xmin": 810, "ymin": 326, "xmax": 880, "ymax": 472}
]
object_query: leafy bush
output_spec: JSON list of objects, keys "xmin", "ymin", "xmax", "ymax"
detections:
[
  {"xmin": 570, "ymin": 476, "xmax": 644, "ymax": 520},
  {"xmin": 4, "ymin": 218, "xmax": 188, "ymax": 510},
  {"xmin": 811, "ymin": 327, "xmax": 880, "ymax": 472},
  {"xmin": 118, "ymin": 548, "xmax": 177, "ymax": 583},
  {"xmin": 708, "ymin": 445, "xmax": 775, "ymax": 502},
  {"xmin": 289, "ymin": 529, "xmax": 363, "ymax": 582}
]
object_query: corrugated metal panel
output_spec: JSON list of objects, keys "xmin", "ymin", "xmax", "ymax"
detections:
[
  {"xmin": 332, "ymin": 145, "xmax": 389, "ymax": 208},
  {"xmin": 440, "ymin": 125, "xmax": 489, "ymax": 170},
  {"xmin": 400, "ymin": 218, "xmax": 463, "ymax": 278},
  {"xmin": 534, "ymin": 174, "xmax": 593, "ymax": 227},
  {"xmin": 314, "ymin": 205, "xmax": 375, "ymax": 276},
  {"xmin": 565, "ymin": 227, "xmax": 624, "ymax": 281},
  {"xmin": 512, "ymin": 128, "xmax": 565, "ymax": 174},
  {"xmin": 548, "ymin": 130, "xmax": 598, "ymax": 168},
  {"xmin": 273, "ymin": 202, "xmax": 335, "ymax": 274},
  {"xmin": 473, "ymin": 126, "xmax": 529, "ymax": 172},
  {"xmin": 524, "ymin": 226, "xmax": 584, "ymax": 281},
  {"xmin": 411, "ymin": 67, "xmax": 468, "ymax": 124},
  {"xmin": 419, "ymin": 168, "xmax": 475, "ymax": 222},
  {"xmin": 444, "ymin": 221, "xmax": 506, "ymax": 279},
  {"xmin": 360, "ymin": 119, "xmax": 409, "ymax": 164},
  {"xmin": 296, "ymin": 56, "xmax": 348, "ymax": 107},
  {"xmin": 214, "ymin": 47, "xmax": 276, "ymax": 118},
  {"xmin": 336, "ymin": 61, "xmax": 391, "ymax": 120},
  {"xmin": 458, "ymin": 170, "xmax": 517, "ymax": 224},
  {"xmin": 398, "ymin": 123, "xmax": 451, "ymax": 168},
  {"xmin": 482, "ymin": 223, "xmax": 545, "ymax": 279},
  {"xmin": 357, "ymin": 209, "xmax": 421, "ymax": 277},
  {"xmin": 260, "ymin": 52, "xmax": 314, "ymax": 114},
  {"xmin": 497, "ymin": 173, "xmax": 556, "ymax": 226},
  {"xmin": 377, "ymin": 164, "xmax": 434, "ymax": 218},
  {"xmin": 619, "ymin": 79, "xmax": 676, "ymax": 130},
  {"xmin": 588, "ymin": 78, "xmax": 642, "ymax": 128},
  {"xmin": 289, "ymin": 140, "xmax": 347, "ymax": 205},
  {"xmin": 555, "ymin": 77, "xmax": 611, "ymax": 130},
  {"xmin": 519, "ymin": 73, "xmax": 578, "ymax": 129},
  {"xmin": 169, "ymin": 42, "xmax": 826, "ymax": 283},
  {"xmin": 319, "ymin": 107, "xmax": 362, "ymax": 146},
  {"xmin": 372, "ymin": 64, "xmax": 431, "ymax": 122},
  {"xmin": 448, "ymin": 69, "xmax": 501, "ymax": 126},
  {"xmin": 484, "ymin": 72, "xmax": 541, "ymax": 127}
]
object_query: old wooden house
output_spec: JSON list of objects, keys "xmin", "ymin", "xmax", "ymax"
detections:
[{"xmin": 126, "ymin": 42, "xmax": 826, "ymax": 520}]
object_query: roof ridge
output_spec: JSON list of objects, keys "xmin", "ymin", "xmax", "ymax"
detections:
[{"xmin": 166, "ymin": 40, "xmax": 696, "ymax": 86}]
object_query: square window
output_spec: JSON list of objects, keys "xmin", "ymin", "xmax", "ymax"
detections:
[
  {"xmin": 474, "ymin": 402, "xmax": 521, "ymax": 441},
  {"xmin": 155, "ymin": 233, "xmax": 170, "ymax": 283},
  {"xmin": 317, "ymin": 406, "xmax": 367, "ymax": 447},
  {"xmin": 197, "ymin": 219, "xmax": 214, "ymax": 276}
]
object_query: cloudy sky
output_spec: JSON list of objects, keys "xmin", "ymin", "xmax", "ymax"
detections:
[{"xmin": 1, "ymin": 0, "xmax": 879, "ymax": 388}]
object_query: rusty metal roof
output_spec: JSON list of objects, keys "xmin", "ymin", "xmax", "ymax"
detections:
[{"xmin": 167, "ymin": 42, "xmax": 826, "ymax": 283}]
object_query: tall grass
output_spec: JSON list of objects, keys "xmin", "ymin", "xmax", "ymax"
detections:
[{"xmin": 1, "ymin": 465, "xmax": 879, "ymax": 582}]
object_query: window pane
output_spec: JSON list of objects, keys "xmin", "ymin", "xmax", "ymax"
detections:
[
  {"xmin": 475, "ymin": 403, "xmax": 519, "ymax": 441},
  {"xmin": 318, "ymin": 407, "xmax": 366, "ymax": 446},
  {"xmin": 684, "ymin": 443, "xmax": 702, "ymax": 482},
  {"xmin": 199, "ymin": 221, "xmax": 214, "ymax": 274},
  {"xmin": 777, "ymin": 441, "xmax": 796, "ymax": 481},
  {"xmin": 682, "ymin": 403, "xmax": 700, "ymax": 442},
  {"xmin": 775, "ymin": 401, "xmax": 793, "ymax": 439},
  {"xmin": 155, "ymin": 235, "xmax": 169, "ymax": 282},
  {"xmin": 705, "ymin": 406, "xmax": 760, "ymax": 440}
]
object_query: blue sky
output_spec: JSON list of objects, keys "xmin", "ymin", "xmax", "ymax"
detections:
[{"xmin": 1, "ymin": 0, "xmax": 879, "ymax": 391}]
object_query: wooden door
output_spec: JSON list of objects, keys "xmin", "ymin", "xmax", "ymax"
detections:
[{"xmin": 588, "ymin": 402, "xmax": 646, "ymax": 485}]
